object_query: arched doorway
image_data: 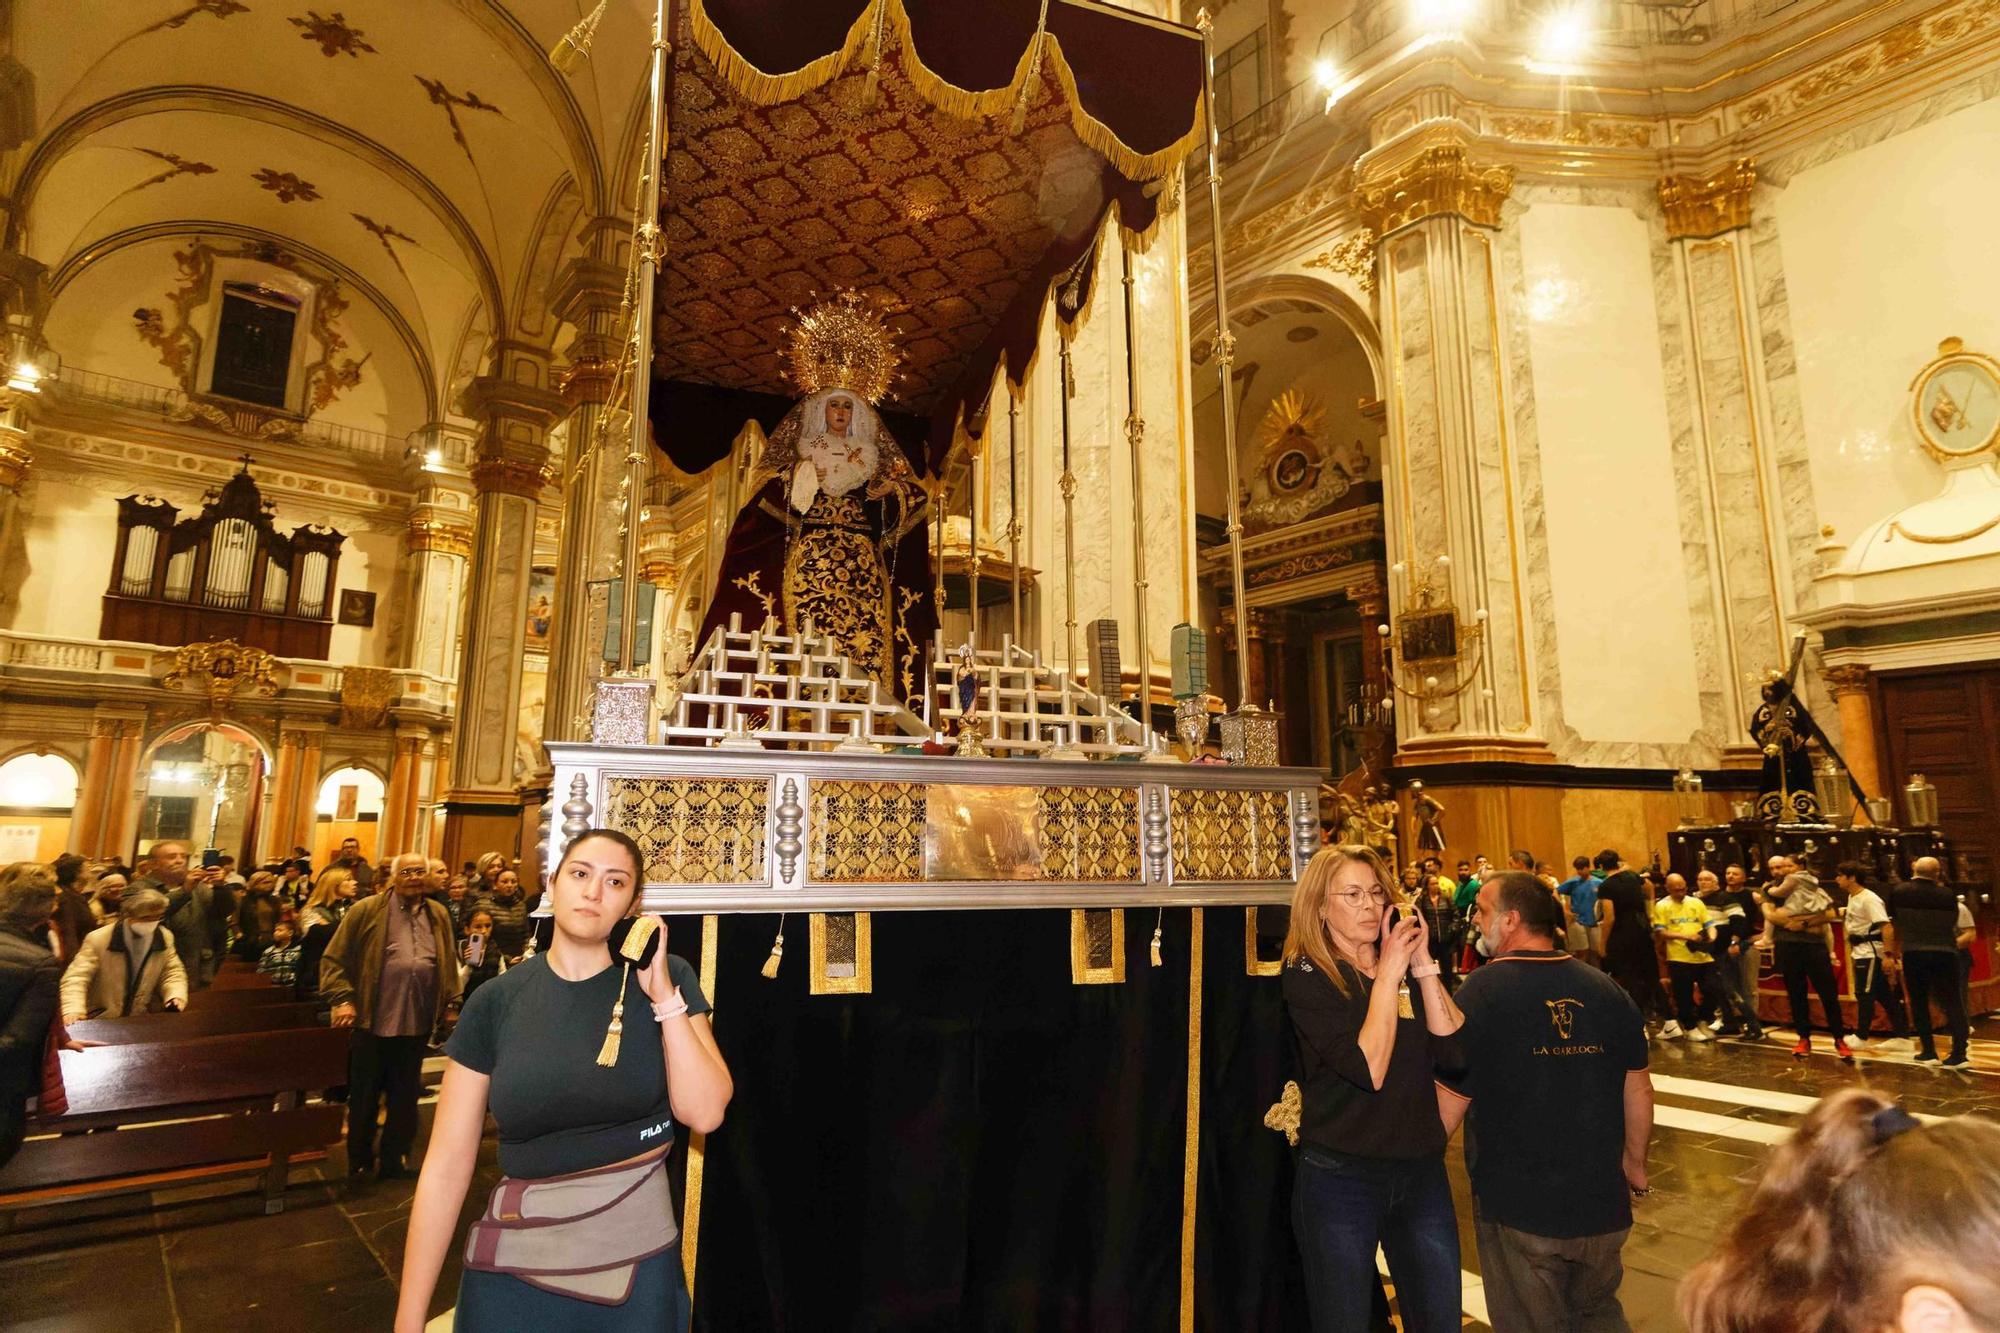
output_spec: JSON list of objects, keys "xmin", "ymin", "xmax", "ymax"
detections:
[
  {"xmin": 312, "ymin": 765, "xmax": 385, "ymax": 870},
  {"xmin": 1193, "ymin": 278, "xmax": 1390, "ymax": 778},
  {"xmin": 0, "ymin": 750, "xmax": 82, "ymax": 862},
  {"xmin": 136, "ymin": 723, "xmax": 271, "ymax": 866}
]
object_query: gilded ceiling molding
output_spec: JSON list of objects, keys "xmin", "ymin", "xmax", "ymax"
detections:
[
  {"xmin": 1485, "ymin": 112, "xmax": 1655, "ymax": 150},
  {"xmin": 1731, "ymin": 0, "xmax": 2000, "ymax": 131},
  {"xmin": 1658, "ymin": 158, "xmax": 1756, "ymax": 240},
  {"xmin": 1357, "ymin": 142, "xmax": 1515, "ymax": 235},
  {"xmin": 1304, "ymin": 228, "xmax": 1377, "ymax": 295}
]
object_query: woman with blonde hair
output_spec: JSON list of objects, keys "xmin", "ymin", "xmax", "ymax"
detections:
[
  {"xmin": 1682, "ymin": 1087, "xmax": 2000, "ymax": 1333},
  {"xmin": 297, "ymin": 867, "xmax": 356, "ymax": 934},
  {"xmin": 1283, "ymin": 844, "xmax": 1465, "ymax": 1332}
]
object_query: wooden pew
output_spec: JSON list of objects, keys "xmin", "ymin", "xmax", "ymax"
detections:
[
  {"xmin": 68, "ymin": 1002, "xmax": 320, "ymax": 1044},
  {"xmin": 183, "ymin": 983, "xmax": 298, "ymax": 1011},
  {"xmin": 0, "ymin": 1025, "xmax": 350, "ymax": 1220}
]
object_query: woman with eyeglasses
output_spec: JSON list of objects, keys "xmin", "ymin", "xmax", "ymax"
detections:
[{"xmin": 1283, "ymin": 845, "xmax": 1466, "ymax": 1332}]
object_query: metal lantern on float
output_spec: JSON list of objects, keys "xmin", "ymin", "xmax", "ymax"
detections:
[
  {"xmin": 1671, "ymin": 769, "xmax": 1705, "ymax": 827},
  {"xmin": 1904, "ymin": 773, "xmax": 1939, "ymax": 828},
  {"xmin": 1811, "ymin": 755, "xmax": 1849, "ymax": 827}
]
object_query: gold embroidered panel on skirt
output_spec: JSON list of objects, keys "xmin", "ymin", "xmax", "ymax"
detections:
[
  {"xmin": 783, "ymin": 495, "xmax": 893, "ymax": 689},
  {"xmin": 1035, "ymin": 786, "xmax": 1141, "ymax": 882},
  {"xmin": 603, "ymin": 776, "xmax": 770, "ymax": 884},
  {"xmin": 809, "ymin": 779, "xmax": 928, "ymax": 882},
  {"xmin": 1169, "ymin": 789, "xmax": 1294, "ymax": 882}
]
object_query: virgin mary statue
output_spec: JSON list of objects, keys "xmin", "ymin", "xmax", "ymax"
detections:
[{"xmin": 692, "ymin": 292, "xmax": 938, "ymax": 704}]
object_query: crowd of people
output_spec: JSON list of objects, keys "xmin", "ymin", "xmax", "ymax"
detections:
[
  {"xmin": 0, "ymin": 836, "xmax": 545, "ymax": 1173},
  {"xmin": 1284, "ymin": 840, "xmax": 1993, "ymax": 1332}
]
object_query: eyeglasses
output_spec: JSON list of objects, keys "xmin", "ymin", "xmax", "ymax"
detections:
[{"xmin": 1329, "ymin": 888, "xmax": 1390, "ymax": 909}]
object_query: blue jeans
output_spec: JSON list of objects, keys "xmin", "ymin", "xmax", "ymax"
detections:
[{"xmin": 1293, "ymin": 1145, "xmax": 1462, "ymax": 1333}]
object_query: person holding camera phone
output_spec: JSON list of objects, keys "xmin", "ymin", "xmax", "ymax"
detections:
[
  {"xmin": 1283, "ymin": 845, "xmax": 1465, "ymax": 1332},
  {"xmin": 394, "ymin": 828, "xmax": 732, "ymax": 1333}
]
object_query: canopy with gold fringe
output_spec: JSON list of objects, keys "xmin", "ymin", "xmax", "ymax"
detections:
[{"xmin": 648, "ymin": 0, "xmax": 1204, "ymax": 475}]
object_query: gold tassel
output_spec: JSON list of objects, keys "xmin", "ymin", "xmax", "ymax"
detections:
[
  {"xmin": 761, "ymin": 914, "xmax": 786, "ymax": 979},
  {"xmin": 596, "ymin": 961, "xmax": 632, "ymax": 1067},
  {"xmin": 861, "ymin": 0, "xmax": 887, "ymax": 105},
  {"xmin": 1150, "ymin": 909, "xmax": 1164, "ymax": 968}
]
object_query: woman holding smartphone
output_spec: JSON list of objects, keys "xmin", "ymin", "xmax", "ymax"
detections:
[
  {"xmin": 1284, "ymin": 844, "xmax": 1465, "ymax": 1332},
  {"xmin": 393, "ymin": 829, "xmax": 733, "ymax": 1332}
]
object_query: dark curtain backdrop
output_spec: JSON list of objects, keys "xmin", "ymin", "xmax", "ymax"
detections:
[{"xmin": 662, "ymin": 908, "xmax": 1305, "ymax": 1332}]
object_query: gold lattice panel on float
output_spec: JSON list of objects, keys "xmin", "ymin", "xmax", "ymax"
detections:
[
  {"xmin": 603, "ymin": 776, "xmax": 771, "ymax": 884},
  {"xmin": 1035, "ymin": 786, "xmax": 1141, "ymax": 882},
  {"xmin": 808, "ymin": 780, "xmax": 927, "ymax": 883},
  {"xmin": 1169, "ymin": 789, "xmax": 1294, "ymax": 882}
]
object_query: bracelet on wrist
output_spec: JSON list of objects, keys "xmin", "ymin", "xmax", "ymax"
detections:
[
  {"xmin": 651, "ymin": 988, "xmax": 689, "ymax": 1022},
  {"xmin": 1409, "ymin": 963, "xmax": 1440, "ymax": 978}
]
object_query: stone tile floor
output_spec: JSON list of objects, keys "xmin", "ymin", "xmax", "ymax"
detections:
[{"xmin": 3, "ymin": 1023, "xmax": 1994, "ymax": 1332}]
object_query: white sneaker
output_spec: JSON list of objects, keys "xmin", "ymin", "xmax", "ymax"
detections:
[
  {"xmin": 1690, "ymin": 1027, "xmax": 1715, "ymax": 1042},
  {"xmin": 1660, "ymin": 1021, "xmax": 1685, "ymax": 1038},
  {"xmin": 1708, "ymin": 1017, "xmax": 1726, "ymax": 1032}
]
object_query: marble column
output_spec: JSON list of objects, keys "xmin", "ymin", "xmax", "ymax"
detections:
[
  {"xmin": 403, "ymin": 486, "xmax": 474, "ymax": 683},
  {"xmin": 1821, "ymin": 665, "xmax": 1884, "ymax": 810},
  {"xmin": 262, "ymin": 726, "xmax": 305, "ymax": 864},
  {"xmin": 1660, "ymin": 160, "xmax": 1790, "ymax": 745},
  {"xmin": 72, "ymin": 708, "xmax": 142, "ymax": 857},
  {"xmin": 446, "ymin": 356, "xmax": 564, "ymax": 827},
  {"xmin": 545, "ymin": 221, "xmax": 628, "ymax": 741},
  {"xmin": 103, "ymin": 721, "xmax": 145, "ymax": 860},
  {"xmin": 380, "ymin": 726, "xmax": 427, "ymax": 855},
  {"xmin": 1361, "ymin": 129, "xmax": 1544, "ymax": 763},
  {"xmin": 287, "ymin": 723, "xmax": 327, "ymax": 855}
]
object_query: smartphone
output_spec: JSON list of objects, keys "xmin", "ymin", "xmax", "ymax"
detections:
[
  {"xmin": 201, "ymin": 848, "xmax": 224, "ymax": 870},
  {"xmin": 1383, "ymin": 905, "xmax": 1405, "ymax": 938},
  {"xmin": 464, "ymin": 935, "xmax": 486, "ymax": 967}
]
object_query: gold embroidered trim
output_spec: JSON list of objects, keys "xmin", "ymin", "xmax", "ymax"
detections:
[
  {"xmin": 1179, "ymin": 908, "xmax": 1203, "ymax": 1333},
  {"xmin": 681, "ymin": 913, "xmax": 721, "ymax": 1296}
]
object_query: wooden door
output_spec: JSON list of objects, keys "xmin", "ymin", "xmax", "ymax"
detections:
[{"xmin": 1876, "ymin": 664, "xmax": 2000, "ymax": 887}]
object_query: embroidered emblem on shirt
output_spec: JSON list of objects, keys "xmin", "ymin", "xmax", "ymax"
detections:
[{"xmin": 1546, "ymin": 997, "xmax": 1584, "ymax": 1039}]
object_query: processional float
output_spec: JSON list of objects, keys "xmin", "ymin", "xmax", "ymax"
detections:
[{"xmin": 539, "ymin": 2, "xmax": 1312, "ymax": 1326}]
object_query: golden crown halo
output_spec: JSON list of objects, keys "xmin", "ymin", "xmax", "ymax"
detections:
[{"xmin": 783, "ymin": 289, "xmax": 901, "ymax": 404}]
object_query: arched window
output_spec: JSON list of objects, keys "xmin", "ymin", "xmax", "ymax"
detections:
[
  {"xmin": 313, "ymin": 766, "xmax": 385, "ymax": 868},
  {"xmin": 0, "ymin": 752, "xmax": 82, "ymax": 864}
]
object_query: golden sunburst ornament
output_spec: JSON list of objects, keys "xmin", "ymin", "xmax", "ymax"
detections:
[
  {"xmin": 1258, "ymin": 388, "xmax": 1323, "ymax": 451},
  {"xmin": 784, "ymin": 290, "xmax": 901, "ymax": 404}
]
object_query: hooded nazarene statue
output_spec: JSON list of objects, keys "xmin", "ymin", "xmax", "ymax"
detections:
[{"xmin": 691, "ymin": 292, "xmax": 938, "ymax": 704}]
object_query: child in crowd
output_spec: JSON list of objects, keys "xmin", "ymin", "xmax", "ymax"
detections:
[
  {"xmin": 458, "ymin": 908, "xmax": 502, "ymax": 1005},
  {"xmin": 257, "ymin": 921, "xmax": 302, "ymax": 989}
]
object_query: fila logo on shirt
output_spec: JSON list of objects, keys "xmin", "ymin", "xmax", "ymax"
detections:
[{"xmin": 640, "ymin": 1120, "xmax": 672, "ymax": 1141}]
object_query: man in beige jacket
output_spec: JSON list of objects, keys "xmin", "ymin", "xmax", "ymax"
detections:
[
  {"xmin": 60, "ymin": 887, "xmax": 189, "ymax": 1021},
  {"xmin": 319, "ymin": 853, "xmax": 459, "ymax": 1183}
]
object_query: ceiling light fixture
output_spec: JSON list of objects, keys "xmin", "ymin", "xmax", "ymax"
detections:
[
  {"xmin": 1313, "ymin": 58, "xmax": 1340, "ymax": 92},
  {"xmin": 1533, "ymin": 6, "xmax": 1592, "ymax": 66},
  {"xmin": 6, "ymin": 362, "xmax": 41, "ymax": 394}
]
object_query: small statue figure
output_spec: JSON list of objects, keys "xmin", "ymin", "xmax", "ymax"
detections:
[
  {"xmin": 1364, "ymin": 784, "xmax": 1400, "ymax": 861},
  {"xmin": 1409, "ymin": 779, "xmax": 1447, "ymax": 853},
  {"xmin": 952, "ymin": 644, "xmax": 985, "ymax": 756}
]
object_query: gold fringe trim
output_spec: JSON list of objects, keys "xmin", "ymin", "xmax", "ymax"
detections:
[
  {"xmin": 761, "ymin": 913, "xmax": 786, "ymax": 978},
  {"xmin": 685, "ymin": 0, "xmax": 1204, "ymax": 183}
]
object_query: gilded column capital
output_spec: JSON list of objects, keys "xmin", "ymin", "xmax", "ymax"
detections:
[
  {"xmin": 1822, "ymin": 663, "xmax": 1872, "ymax": 698},
  {"xmin": 1659, "ymin": 158, "xmax": 1756, "ymax": 240},
  {"xmin": 0, "ymin": 433, "xmax": 29, "ymax": 493},
  {"xmin": 557, "ymin": 355, "xmax": 619, "ymax": 410},
  {"xmin": 1357, "ymin": 140, "xmax": 1514, "ymax": 235},
  {"xmin": 407, "ymin": 515, "xmax": 474, "ymax": 558},
  {"xmin": 470, "ymin": 455, "xmax": 556, "ymax": 498}
]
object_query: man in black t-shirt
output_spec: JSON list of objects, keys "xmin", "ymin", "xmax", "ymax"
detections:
[
  {"xmin": 1887, "ymin": 856, "xmax": 1970, "ymax": 1067},
  {"xmin": 1440, "ymin": 871, "xmax": 1653, "ymax": 1332}
]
